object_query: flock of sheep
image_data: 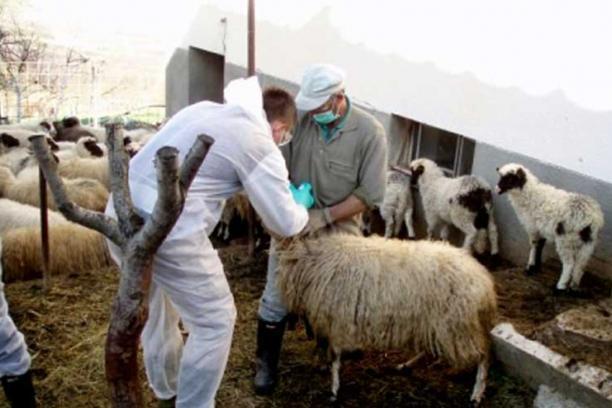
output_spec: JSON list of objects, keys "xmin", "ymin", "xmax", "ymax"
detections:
[
  {"xmin": 0, "ymin": 118, "xmax": 156, "ymax": 282},
  {"xmin": 274, "ymin": 157, "xmax": 604, "ymax": 403},
  {"xmin": 0, "ymin": 118, "xmax": 605, "ymax": 405}
]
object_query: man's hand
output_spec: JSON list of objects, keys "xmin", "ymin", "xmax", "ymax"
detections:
[{"xmin": 299, "ymin": 208, "xmax": 333, "ymax": 237}]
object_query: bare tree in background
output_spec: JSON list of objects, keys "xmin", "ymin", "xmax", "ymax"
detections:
[
  {"xmin": 30, "ymin": 125, "xmax": 214, "ymax": 407},
  {"xmin": 0, "ymin": 13, "xmax": 46, "ymax": 122}
]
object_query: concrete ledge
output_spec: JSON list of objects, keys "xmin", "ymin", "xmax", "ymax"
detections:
[{"xmin": 492, "ymin": 323, "xmax": 612, "ymax": 408}]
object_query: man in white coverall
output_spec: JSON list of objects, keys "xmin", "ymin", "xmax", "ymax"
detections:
[
  {"xmin": 0, "ymin": 239, "xmax": 36, "ymax": 407},
  {"xmin": 106, "ymin": 77, "xmax": 308, "ymax": 408}
]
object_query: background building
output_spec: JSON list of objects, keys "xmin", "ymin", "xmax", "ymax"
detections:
[{"xmin": 166, "ymin": 0, "xmax": 612, "ymax": 280}]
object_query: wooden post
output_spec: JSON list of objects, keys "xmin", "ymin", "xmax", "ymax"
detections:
[
  {"xmin": 247, "ymin": 0, "xmax": 258, "ymax": 257},
  {"xmin": 39, "ymin": 167, "xmax": 50, "ymax": 292}
]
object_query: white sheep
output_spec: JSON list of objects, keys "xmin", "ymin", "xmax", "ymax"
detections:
[
  {"xmin": 0, "ymin": 166, "xmax": 109, "ymax": 212},
  {"xmin": 0, "ymin": 198, "xmax": 68, "ymax": 234},
  {"xmin": 58, "ymin": 156, "xmax": 109, "ymax": 188},
  {"xmin": 496, "ymin": 163, "xmax": 604, "ymax": 291},
  {"xmin": 1, "ymin": 223, "xmax": 110, "ymax": 282},
  {"xmin": 276, "ymin": 234, "xmax": 497, "ymax": 405},
  {"xmin": 380, "ymin": 168, "xmax": 415, "ymax": 238},
  {"xmin": 409, "ymin": 158, "xmax": 499, "ymax": 257}
]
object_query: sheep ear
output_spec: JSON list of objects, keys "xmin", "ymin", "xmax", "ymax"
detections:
[
  {"xmin": 1, "ymin": 133, "xmax": 20, "ymax": 148},
  {"xmin": 517, "ymin": 168, "xmax": 526, "ymax": 178},
  {"xmin": 495, "ymin": 167, "xmax": 500, "ymax": 172}
]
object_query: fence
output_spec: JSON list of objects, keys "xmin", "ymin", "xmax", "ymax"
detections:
[{"xmin": 0, "ymin": 59, "xmax": 164, "ymax": 125}]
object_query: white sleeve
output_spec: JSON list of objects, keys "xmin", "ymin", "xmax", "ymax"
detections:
[{"xmin": 239, "ymin": 149, "xmax": 308, "ymax": 237}]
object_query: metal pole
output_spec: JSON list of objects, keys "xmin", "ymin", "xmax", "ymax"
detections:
[
  {"xmin": 248, "ymin": 0, "xmax": 255, "ymax": 76},
  {"xmin": 247, "ymin": 0, "xmax": 257, "ymax": 257},
  {"xmin": 39, "ymin": 167, "xmax": 50, "ymax": 291}
]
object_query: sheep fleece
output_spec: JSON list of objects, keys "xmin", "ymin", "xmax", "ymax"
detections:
[{"xmin": 277, "ymin": 235, "xmax": 497, "ymax": 369}]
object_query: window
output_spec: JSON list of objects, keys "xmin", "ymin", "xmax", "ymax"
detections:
[{"xmin": 411, "ymin": 123, "xmax": 475, "ymax": 176}]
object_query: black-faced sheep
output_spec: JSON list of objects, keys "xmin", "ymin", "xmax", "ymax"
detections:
[
  {"xmin": 276, "ymin": 234, "xmax": 497, "ymax": 405},
  {"xmin": 409, "ymin": 158, "xmax": 499, "ymax": 257},
  {"xmin": 52, "ymin": 117, "xmax": 105, "ymax": 143},
  {"xmin": 380, "ymin": 168, "xmax": 415, "ymax": 238},
  {"xmin": 496, "ymin": 163, "xmax": 604, "ymax": 292}
]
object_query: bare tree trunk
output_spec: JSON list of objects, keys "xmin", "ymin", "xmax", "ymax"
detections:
[
  {"xmin": 15, "ymin": 85, "xmax": 22, "ymax": 123},
  {"xmin": 30, "ymin": 126, "xmax": 214, "ymax": 407}
]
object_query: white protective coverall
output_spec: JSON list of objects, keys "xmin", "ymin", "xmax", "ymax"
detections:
[
  {"xmin": 105, "ymin": 77, "xmax": 308, "ymax": 407},
  {"xmin": 0, "ymin": 238, "xmax": 31, "ymax": 379}
]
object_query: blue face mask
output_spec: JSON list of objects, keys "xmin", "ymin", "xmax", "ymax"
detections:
[{"xmin": 313, "ymin": 109, "xmax": 340, "ymax": 125}]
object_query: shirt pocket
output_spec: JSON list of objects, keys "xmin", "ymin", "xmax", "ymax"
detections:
[{"xmin": 327, "ymin": 158, "xmax": 357, "ymax": 184}]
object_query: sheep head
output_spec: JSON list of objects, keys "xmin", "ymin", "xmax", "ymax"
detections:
[
  {"xmin": 408, "ymin": 158, "xmax": 441, "ymax": 187},
  {"xmin": 496, "ymin": 163, "xmax": 528, "ymax": 194}
]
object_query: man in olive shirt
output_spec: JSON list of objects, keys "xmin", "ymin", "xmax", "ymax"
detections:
[{"xmin": 254, "ymin": 64, "xmax": 388, "ymax": 394}]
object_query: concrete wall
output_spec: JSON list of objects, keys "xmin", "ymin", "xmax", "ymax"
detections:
[
  {"xmin": 181, "ymin": 2, "xmax": 612, "ymax": 184},
  {"xmin": 472, "ymin": 142, "xmax": 612, "ymax": 280},
  {"xmin": 165, "ymin": 48, "xmax": 189, "ymax": 118},
  {"xmin": 169, "ymin": 57, "xmax": 612, "ymax": 280},
  {"xmin": 211, "ymin": 62, "xmax": 612, "ymax": 279},
  {"xmin": 165, "ymin": 47, "xmax": 224, "ymax": 117}
]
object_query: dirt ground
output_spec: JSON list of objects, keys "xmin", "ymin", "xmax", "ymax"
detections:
[{"xmin": 2, "ymin": 241, "xmax": 610, "ymax": 407}]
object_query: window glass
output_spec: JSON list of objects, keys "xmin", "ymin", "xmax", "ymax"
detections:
[{"xmin": 419, "ymin": 124, "xmax": 458, "ymax": 171}]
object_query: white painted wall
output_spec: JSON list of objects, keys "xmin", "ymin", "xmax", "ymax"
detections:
[{"xmin": 180, "ymin": 0, "xmax": 612, "ymax": 184}]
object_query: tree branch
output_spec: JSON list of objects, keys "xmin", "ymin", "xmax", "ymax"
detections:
[
  {"xmin": 29, "ymin": 134, "xmax": 125, "ymax": 247},
  {"xmin": 105, "ymin": 123, "xmax": 143, "ymax": 237},
  {"xmin": 136, "ymin": 134, "xmax": 214, "ymax": 254},
  {"xmin": 179, "ymin": 134, "xmax": 215, "ymax": 195}
]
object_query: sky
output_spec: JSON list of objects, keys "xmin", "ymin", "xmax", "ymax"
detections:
[
  {"xmin": 16, "ymin": 0, "xmax": 612, "ymax": 112},
  {"xmin": 210, "ymin": 0, "xmax": 612, "ymax": 112},
  {"xmin": 20, "ymin": 0, "xmax": 202, "ymax": 58}
]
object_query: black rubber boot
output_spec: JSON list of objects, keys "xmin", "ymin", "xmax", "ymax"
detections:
[
  {"xmin": 1, "ymin": 370, "xmax": 36, "ymax": 408},
  {"xmin": 254, "ymin": 318, "xmax": 286, "ymax": 395},
  {"xmin": 158, "ymin": 396, "xmax": 176, "ymax": 408}
]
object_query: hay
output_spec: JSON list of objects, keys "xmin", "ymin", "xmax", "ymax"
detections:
[
  {"xmin": 2, "ymin": 244, "xmax": 541, "ymax": 407},
  {"xmin": 1, "ymin": 224, "xmax": 111, "ymax": 282}
]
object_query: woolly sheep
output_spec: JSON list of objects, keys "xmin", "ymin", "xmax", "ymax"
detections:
[
  {"xmin": 380, "ymin": 168, "xmax": 415, "ymax": 238},
  {"xmin": 0, "ymin": 198, "xmax": 68, "ymax": 234},
  {"xmin": 58, "ymin": 156, "xmax": 109, "ymax": 188},
  {"xmin": 496, "ymin": 163, "xmax": 604, "ymax": 291},
  {"xmin": 1, "ymin": 223, "xmax": 110, "ymax": 282},
  {"xmin": 0, "ymin": 166, "xmax": 109, "ymax": 212},
  {"xmin": 409, "ymin": 158, "xmax": 499, "ymax": 256},
  {"xmin": 276, "ymin": 234, "xmax": 497, "ymax": 405},
  {"xmin": 214, "ymin": 193, "xmax": 251, "ymax": 241}
]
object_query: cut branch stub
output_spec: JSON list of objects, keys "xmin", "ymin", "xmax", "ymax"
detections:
[{"xmin": 29, "ymin": 134, "xmax": 125, "ymax": 247}]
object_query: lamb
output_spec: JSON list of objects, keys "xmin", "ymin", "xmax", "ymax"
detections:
[
  {"xmin": 0, "ymin": 198, "xmax": 68, "ymax": 234},
  {"xmin": 496, "ymin": 163, "xmax": 604, "ymax": 292},
  {"xmin": 0, "ymin": 166, "xmax": 109, "ymax": 212},
  {"xmin": 276, "ymin": 234, "xmax": 497, "ymax": 405},
  {"xmin": 380, "ymin": 168, "xmax": 415, "ymax": 238},
  {"xmin": 409, "ymin": 158, "xmax": 499, "ymax": 257},
  {"xmin": 1, "ymin": 223, "xmax": 111, "ymax": 282}
]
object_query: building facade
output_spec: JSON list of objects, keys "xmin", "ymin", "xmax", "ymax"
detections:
[{"xmin": 166, "ymin": 1, "xmax": 612, "ymax": 280}]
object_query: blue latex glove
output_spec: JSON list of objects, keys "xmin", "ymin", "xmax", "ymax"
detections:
[{"xmin": 290, "ymin": 182, "xmax": 315, "ymax": 209}]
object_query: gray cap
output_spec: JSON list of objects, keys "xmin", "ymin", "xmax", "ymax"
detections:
[{"xmin": 295, "ymin": 64, "xmax": 346, "ymax": 111}]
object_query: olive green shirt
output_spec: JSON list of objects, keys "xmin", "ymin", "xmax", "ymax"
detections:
[{"xmin": 281, "ymin": 99, "xmax": 387, "ymax": 235}]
